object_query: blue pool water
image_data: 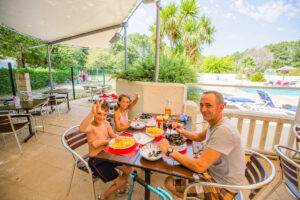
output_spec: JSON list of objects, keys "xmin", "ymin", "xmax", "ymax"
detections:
[{"xmin": 236, "ymin": 87, "xmax": 300, "ymax": 96}]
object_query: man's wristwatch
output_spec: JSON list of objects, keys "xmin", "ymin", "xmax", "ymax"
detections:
[{"xmin": 166, "ymin": 147, "xmax": 174, "ymax": 156}]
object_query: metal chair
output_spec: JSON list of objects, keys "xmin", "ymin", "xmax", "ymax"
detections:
[
  {"xmin": 30, "ymin": 98, "xmax": 49, "ymax": 132},
  {"xmin": 183, "ymin": 149, "xmax": 276, "ymax": 200},
  {"xmin": 61, "ymin": 125, "xmax": 98, "ymax": 200},
  {"xmin": 273, "ymin": 145, "xmax": 300, "ymax": 199},
  {"xmin": 48, "ymin": 95, "xmax": 60, "ymax": 115},
  {"xmin": 293, "ymin": 123, "xmax": 300, "ymax": 152},
  {"xmin": 0, "ymin": 114, "xmax": 34, "ymax": 154}
]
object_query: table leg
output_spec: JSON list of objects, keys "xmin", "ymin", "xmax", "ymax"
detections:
[
  {"xmin": 67, "ymin": 93, "xmax": 70, "ymax": 111},
  {"xmin": 24, "ymin": 110, "xmax": 34, "ymax": 142},
  {"xmin": 144, "ymin": 169, "xmax": 151, "ymax": 200}
]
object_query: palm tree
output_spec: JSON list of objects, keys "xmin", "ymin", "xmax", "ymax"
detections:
[
  {"xmin": 150, "ymin": 0, "xmax": 216, "ymax": 63},
  {"xmin": 160, "ymin": 3, "xmax": 180, "ymax": 50},
  {"xmin": 178, "ymin": 0, "xmax": 215, "ymax": 63},
  {"xmin": 149, "ymin": 23, "xmax": 165, "ymax": 53},
  {"xmin": 186, "ymin": 16, "xmax": 216, "ymax": 62}
]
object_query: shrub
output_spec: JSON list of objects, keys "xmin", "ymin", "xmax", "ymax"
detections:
[
  {"xmin": 187, "ymin": 85, "xmax": 203, "ymax": 104},
  {"xmin": 249, "ymin": 72, "xmax": 266, "ymax": 82},
  {"xmin": 114, "ymin": 54, "xmax": 197, "ymax": 83}
]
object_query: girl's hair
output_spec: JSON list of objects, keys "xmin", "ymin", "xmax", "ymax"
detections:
[{"xmin": 117, "ymin": 94, "xmax": 131, "ymax": 107}]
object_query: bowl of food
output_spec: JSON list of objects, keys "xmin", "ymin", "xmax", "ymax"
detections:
[
  {"xmin": 139, "ymin": 113, "xmax": 153, "ymax": 123},
  {"xmin": 145, "ymin": 127, "xmax": 164, "ymax": 137},
  {"xmin": 140, "ymin": 144, "xmax": 163, "ymax": 161},
  {"xmin": 165, "ymin": 133, "xmax": 186, "ymax": 151},
  {"xmin": 130, "ymin": 121, "xmax": 146, "ymax": 130},
  {"xmin": 109, "ymin": 136, "xmax": 136, "ymax": 150}
]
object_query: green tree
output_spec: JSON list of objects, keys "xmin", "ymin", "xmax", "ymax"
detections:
[
  {"xmin": 266, "ymin": 41, "xmax": 297, "ymax": 68},
  {"xmin": 160, "ymin": 3, "xmax": 180, "ymax": 50},
  {"xmin": 292, "ymin": 48, "xmax": 300, "ymax": 68},
  {"xmin": 128, "ymin": 33, "xmax": 152, "ymax": 57},
  {"xmin": 244, "ymin": 47, "xmax": 273, "ymax": 72},
  {"xmin": 200, "ymin": 56, "xmax": 235, "ymax": 73},
  {"xmin": 51, "ymin": 46, "xmax": 87, "ymax": 69},
  {"xmin": 150, "ymin": 0, "xmax": 215, "ymax": 63},
  {"xmin": 240, "ymin": 57, "xmax": 256, "ymax": 78},
  {"xmin": 111, "ymin": 33, "xmax": 153, "ymax": 70},
  {"xmin": 0, "ymin": 26, "xmax": 46, "ymax": 68},
  {"xmin": 86, "ymin": 50, "xmax": 113, "ymax": 68}
]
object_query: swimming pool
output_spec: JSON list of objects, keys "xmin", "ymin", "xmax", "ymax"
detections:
[{"xmin": 236, "ymin": 87, "xmax": 300, "ymax": 96}]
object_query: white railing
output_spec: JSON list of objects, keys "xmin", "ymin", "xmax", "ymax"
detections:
[
  {"xmin": 197, "ymin": 109, "xmax": 295, "ymax": 157},
  {"xmin": 224, "ymin": 109, "xmax": 295, "ymax": 157}
]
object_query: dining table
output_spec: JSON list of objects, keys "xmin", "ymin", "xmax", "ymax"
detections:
[
  {"xmin": 0, "ymin": 98, "xmax": 48, "ymax": 142},
  {"xmin": 95, "ymin": 115, "xmax": 197, "ymax": 200}
]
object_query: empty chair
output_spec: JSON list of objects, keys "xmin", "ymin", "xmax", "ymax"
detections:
[
  {"xmin": 30, "ymin": 98, "xmax": 49, "ymax": 132},
  {"xmin": 62, "ymin": 125, "xmax": 98, "ymax": 200},
  {"xmin": 293, "ymin": 124, "xmax": 300, "ymax": 154},
  {"xmin": 48, "ymin": 95, "xmax": 61, "ymax": 115},
  {"xmin": 0, "ymin": 114, "xmax": 34, "ymax": 154},
  {"xmin": 274, "ymin": 145, "xmax": 300, "ymax": 199},
  {"xmin": 256, "ymin": 90, "xmax": 297, "ymax": 113},
  {"xmin": 183, "ymin": 149, "xmax": 276, "ymax": 200}
]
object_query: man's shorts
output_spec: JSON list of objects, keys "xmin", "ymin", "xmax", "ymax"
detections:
[
  {"xmin": 173, "ymin": 173, "xmax": 237, "ymax": 200},
  {"xmin": 88, "ymin": 157, "xmax": 121, "ymax": 183}
]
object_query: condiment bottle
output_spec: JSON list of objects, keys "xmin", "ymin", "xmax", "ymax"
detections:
[{"xmin": 165, "ymin": 99, "xmax": 171, "ymax": 117}]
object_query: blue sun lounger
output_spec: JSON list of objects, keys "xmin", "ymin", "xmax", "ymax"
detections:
[
  {"xmin": 224, "ymin": 97, "xmax": 256, "ymax": 103},
  {"xmin": 256, "ymin": 90, "xmax": 297, "ymax": 113}
]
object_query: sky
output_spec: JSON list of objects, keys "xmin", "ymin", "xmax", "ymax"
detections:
[{"xmin": 127, "ymin": 0, "xmax": 300, "ymax": 57}]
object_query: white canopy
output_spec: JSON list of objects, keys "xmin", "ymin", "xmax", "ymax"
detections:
[{"xmin": 0, "ymin": 0, "xmax": 139, "ymax": 49}]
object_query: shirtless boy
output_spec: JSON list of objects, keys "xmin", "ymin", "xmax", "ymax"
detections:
[{"xmin": 79, "ymin": 100, "xmax": 132, "ymax": 200}]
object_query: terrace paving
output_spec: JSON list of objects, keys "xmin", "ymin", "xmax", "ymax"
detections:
[{"xmin": 0, "ymin": 97, "xmax": 295, "ymax": 200}]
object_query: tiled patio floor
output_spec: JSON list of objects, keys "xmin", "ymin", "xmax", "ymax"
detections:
[{"xmin": 0, "ymin": 98, "xmax": 295, "ymax": 200}]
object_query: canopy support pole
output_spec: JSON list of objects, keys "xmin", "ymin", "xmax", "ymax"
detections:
[
  {"xmin": 154, "ymin": 0, "xmax": 161, "ymax": 82},
  {"xmin": 124, "ymin": 22, "xmax": 128, "ymax": 70},
  {"xmin": 47, "ymin": 44, "xmax": 54, "ymax": 93}
]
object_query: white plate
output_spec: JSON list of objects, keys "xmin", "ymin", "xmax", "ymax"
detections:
[
  {"xmin": 130, "ymin": 121, "xmax": 146, "ymax": 130},
  {"xmin": 109, "ymin": 137, "xmax": 136, "ymax": 150},
  {"xmin": 145, "ymin": 127, "xmax": 164, "ymax": 138},
  {"xmin": 133, "ymin": 133, "xmax": 154, "ymax": 145},
  {"xmin": 140, "ymin": 144, "xmax": 163, "ymax": 161},
  {"xmin": 170, "ymin": 142, "xmax": 187, "ymax": 152}
]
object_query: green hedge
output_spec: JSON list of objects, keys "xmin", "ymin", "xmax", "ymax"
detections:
[{"xmin": 0, "ymin": 67, "xmax": 71, "ymax": 95}]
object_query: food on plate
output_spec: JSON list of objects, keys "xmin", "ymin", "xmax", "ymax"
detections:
[
  {"xmin": 146, "ymin": 127, "xmax": 164, "ymax": 136},
  {"xmin": 140, "ymin": 144, "xmax": 163, "ymax": 161},
  {"xmin": 165, "ymin": 134, "xmax": 185, "ymax": 146},
  {"xmin": 139, "ymin": 113, "xmax": 152, "ymax": 119},
  {"xmin": 148, "ymin": 150, "xmax": 162, "ymax": 158},
  {"xmin": 111, "ymin": 136, "xmax": 136, "ymax": 149},
  {"xmin": 130, "ymin": 121, "xmax": 145, "ymax": 129}
]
